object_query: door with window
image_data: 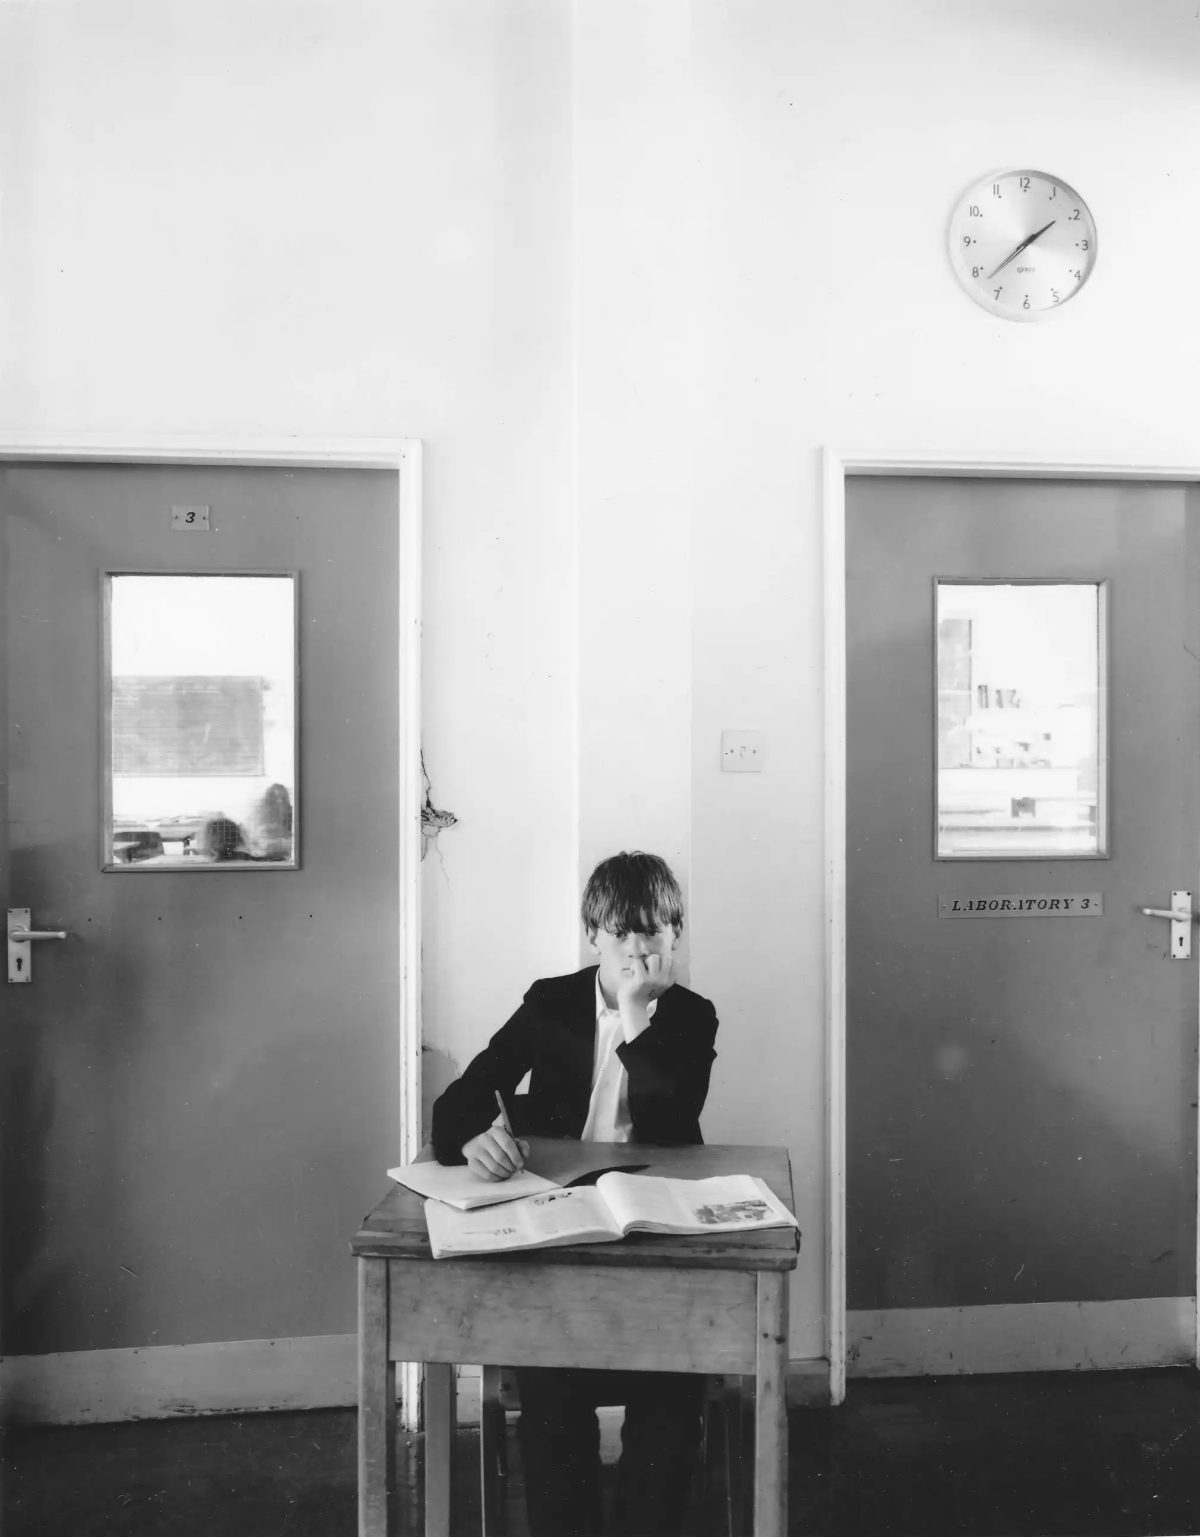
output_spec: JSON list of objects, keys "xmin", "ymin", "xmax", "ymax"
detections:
[
  {"xmin": 1, "ymin": 459, "xmax": 407, "ymax": 1372},
  {"xmin": 846, "ymin": 476, "xmax": 1199, "ymax": 1367}
]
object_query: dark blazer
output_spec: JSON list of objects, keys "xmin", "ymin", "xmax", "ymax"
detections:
[{"xmin": 430, "ymin": 966, "xmax": 719, "ymax": 1164}]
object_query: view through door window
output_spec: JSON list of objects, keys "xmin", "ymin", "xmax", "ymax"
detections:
[
  {"xmin": 104, "ymin": 573, "xmax": 297, "ymax": 869},
  {"xmin": 936, "ymin": 580, "xmax": 1106, "ymax": 858}
]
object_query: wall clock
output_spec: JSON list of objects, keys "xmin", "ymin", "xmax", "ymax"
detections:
[{"xmin": 948, "ymin": 169, "xmax": 1097, "ymax": 320}]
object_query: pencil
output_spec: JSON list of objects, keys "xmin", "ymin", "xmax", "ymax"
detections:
[{"xmin": 494, "ymin": 1090, "xmax": 523, "ymax": 1170}]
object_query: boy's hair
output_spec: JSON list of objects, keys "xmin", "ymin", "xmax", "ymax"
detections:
[{"xmin": 581, "ymin": 851, "xmax": 684, "ymax": 939}]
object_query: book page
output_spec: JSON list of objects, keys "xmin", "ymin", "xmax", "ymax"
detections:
[
  {"xmin": 597, "ymin": 1172, "xmax": 797, "ymax": 1236},
  {"xmin": 425, "ymin": 1185, "xmax": 624, "ymax": 1258},
  {"xmin": 387, "ymin": 1160, "xmax": 559, "ymax": 1211}
]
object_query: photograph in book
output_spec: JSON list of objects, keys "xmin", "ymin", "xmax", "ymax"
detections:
[{"xmin": 424, "ymin": 1171, "xmax": 798, "ymax": 1259}]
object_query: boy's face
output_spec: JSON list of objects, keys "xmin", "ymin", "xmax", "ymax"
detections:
[{"xmin": 589, "ymin": 922, "xmax": 680, "ymax": 998}]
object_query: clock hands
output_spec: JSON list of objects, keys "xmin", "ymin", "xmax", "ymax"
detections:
[{"xmin": 987, "ymin": 219, "xmax": 1056, "ymax": 280}]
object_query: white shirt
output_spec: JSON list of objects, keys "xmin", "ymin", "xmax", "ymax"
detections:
[{"xmin": 581, "ymin": 974, "xmax": 657, "ymax": 1143}]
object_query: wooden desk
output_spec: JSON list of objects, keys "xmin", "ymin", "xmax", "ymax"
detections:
[{"xmin": 351, "ymin": 1143, "xmax": 800, "ymax": 1537}]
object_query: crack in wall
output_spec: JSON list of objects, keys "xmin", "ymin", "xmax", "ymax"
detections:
[{"xmin": 420, "ymin": 752, "xmax": 457, "ymax": 860}]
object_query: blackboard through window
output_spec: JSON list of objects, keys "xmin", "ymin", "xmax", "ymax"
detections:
[{"xmin": 112, "ymin": 675, "xmax": 267, "ymax": 777}]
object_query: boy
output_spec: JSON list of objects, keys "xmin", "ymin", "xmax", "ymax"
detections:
[{"xmin": 431, "ymin": 851, "xmax": 719, "ymax": 1537}]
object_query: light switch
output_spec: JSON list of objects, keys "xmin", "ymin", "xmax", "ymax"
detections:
[{"xmin": 721, "ymin": 730, "xmax": 764, "ymax": 772}]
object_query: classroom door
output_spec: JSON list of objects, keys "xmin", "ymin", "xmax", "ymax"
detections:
[
  {"xmin": 846, "ymin": 477, "xmax": 1199, "ymax": 1356},
  {"xmin": 1, "ymin": 461, "xmax": 403, "ymax": 1367}
]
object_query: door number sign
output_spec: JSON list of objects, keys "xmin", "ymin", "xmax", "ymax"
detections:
[{"xmin": 171, "ymin": 505, "xmax": 211, "ymax": 531}]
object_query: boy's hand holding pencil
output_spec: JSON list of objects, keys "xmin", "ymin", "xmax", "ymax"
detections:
[{"xmin": 461, "ymin": 1090, "xmax": 530, "ymax": 1181}]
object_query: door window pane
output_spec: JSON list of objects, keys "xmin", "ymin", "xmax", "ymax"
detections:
[
  {"xmin": 936, "ymin": 581, "xmax": 1106, "ymax": 858},
  {"xmin": 104, "ymin": 574, "xmax": 297, "ymax": 869}
]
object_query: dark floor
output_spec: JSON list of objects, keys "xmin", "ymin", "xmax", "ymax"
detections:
[{"xmin": 6, "ymin": 1369, "xmax": 1200, "ymax": 1536}]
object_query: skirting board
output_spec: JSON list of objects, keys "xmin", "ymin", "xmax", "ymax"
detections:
[
  {"xmin": 1, "ymin": 1335, "xmax": 362, "ymax": 1426},
  {"xmin": 847, "ymin": 1297, "xmax": 1197, "ymax": 1378},
  {"xmin": 0, "ymin": 1337, "xmax": 833, "ymax": 1427},
  {"xmin": 11, "ymin": 1301, "xmax": 1183, "ymax": 1427}
]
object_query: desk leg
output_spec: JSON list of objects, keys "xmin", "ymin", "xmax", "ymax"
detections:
[
  {"xmin": 424, "ymin": 1363, "xmax": 455, "ymax": 1537},
  {"xmin": 754, "ymin": 1271, "xmax": 789, "ymax": 1537},
  {"xmin": 358, "ymin": 1258, "xmax": 395, "ymax": 1537}
]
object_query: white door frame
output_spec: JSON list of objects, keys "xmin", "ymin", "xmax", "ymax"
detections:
[
  {"xmin": 823, "ymin": 449, "xmax": 1200, "ymax": 1403},
  {"xmin": 0, "ymin": 432, "xmax": 424, "ymax": 1421}
]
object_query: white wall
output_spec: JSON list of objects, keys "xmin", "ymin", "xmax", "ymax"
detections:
[
  {"xmin": 574, "ymin": 2, "xmax": 697, "ymax": 946},
  {"xmin": 5, "ymin": 0, "xmax": 1200, "ymax": 1369}
]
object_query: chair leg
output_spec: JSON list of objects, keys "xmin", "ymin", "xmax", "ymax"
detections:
[
  {"xmin": 480, "ymin": 1366, "xmax": 508, "ymax": 1535},
  {"xmin": 696, "ymin": 1375, "xmax": 744, "ymax": 1537},
  {"xmin": 711, "ymin": 1375, "xmax": 752, "ymax": 1537},
  {"xmin": 698, "ymin": 1383, "xmax": 719, "ymax": 1536}
]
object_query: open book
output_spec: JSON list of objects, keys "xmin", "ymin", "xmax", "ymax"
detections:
[
  {"xmin": 424, "ymin": 1171, "xmax": 798, "ymax": 1258},
  {"xmin": 387, "ymin": 1137, "xmax": 648, "ymax": 1212}
]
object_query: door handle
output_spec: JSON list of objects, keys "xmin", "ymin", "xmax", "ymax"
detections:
[
  {"xmin": 1140, "ymin": 891, "xmax": 1195, "ymax": 959},
  {"xmin": 7, "ymin": 908, "xmax": 68, "ymax": 984}
]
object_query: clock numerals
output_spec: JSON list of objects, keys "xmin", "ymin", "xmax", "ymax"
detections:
[{"xmin": 950, "ymin": 169, "xmax": 1096, "ymax": 320}]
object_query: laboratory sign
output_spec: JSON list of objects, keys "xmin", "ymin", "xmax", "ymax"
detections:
[{"xmin": 939, "ymin": 893, "xmax": 1104, "ymax": 920}]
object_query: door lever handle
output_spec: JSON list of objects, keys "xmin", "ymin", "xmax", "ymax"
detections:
[
  {"xmin": 7, "ymin": 908, "xmax": 68, "ymax": 984},
  {"xmin": 1140, "ymin": 891, "xmax": 1195, "ymax": 959}
]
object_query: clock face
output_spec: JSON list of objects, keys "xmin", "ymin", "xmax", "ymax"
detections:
[{"xmin": 948, "ymin": 169, "xmax": 1097, "ymax": 320}]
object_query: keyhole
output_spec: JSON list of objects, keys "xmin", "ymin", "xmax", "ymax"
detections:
[{"xmin": 15, "ymin": 955, "xmax": 23, "ymax": 973}]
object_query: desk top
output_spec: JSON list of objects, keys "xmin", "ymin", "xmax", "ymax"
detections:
[{"xmin": 352, "ymin": 1143, "xmax": 800, "ymax": 1273}]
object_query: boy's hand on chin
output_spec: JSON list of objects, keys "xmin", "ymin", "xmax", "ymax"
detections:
[{"xmin": 617, "ymin": 952, "xmax": 676, "ymax": 1011}]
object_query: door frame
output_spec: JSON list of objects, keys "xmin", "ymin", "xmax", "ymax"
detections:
[{"xmin": 823, "ymin": 449, "xmax": 1200, "ymax": 1403}]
